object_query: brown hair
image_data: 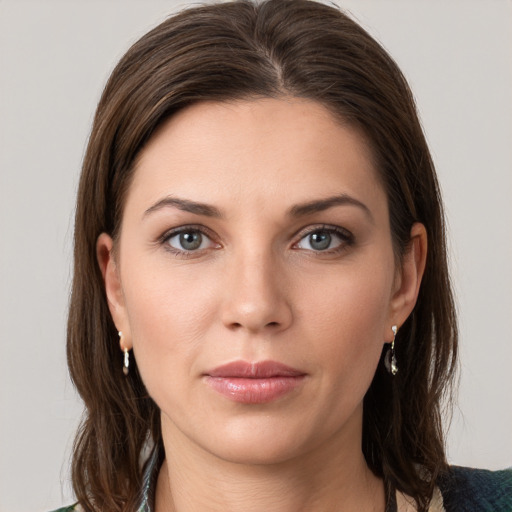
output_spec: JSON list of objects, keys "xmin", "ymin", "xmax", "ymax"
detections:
[{"xmin": 68, "ymin": 1, "xmax": 458, "ymax": 510}]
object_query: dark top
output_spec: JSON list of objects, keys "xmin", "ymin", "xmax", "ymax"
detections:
[{"xmin": 438, "ymin": 465, "xmax": 512, "ymax": 511}]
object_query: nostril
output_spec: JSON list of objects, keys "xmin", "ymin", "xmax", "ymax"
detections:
[{"xmin": 228, "ymin": 321, "xmax": 280, "ymax": 331}]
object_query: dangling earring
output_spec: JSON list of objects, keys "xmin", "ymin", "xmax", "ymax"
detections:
[
  {"xmin": 385, "ymin": 325, "xmax": 398, "ymax": 376},
  {"xmin": 119, "ymin": 331, "xmax": 129, "ymax": 376}
]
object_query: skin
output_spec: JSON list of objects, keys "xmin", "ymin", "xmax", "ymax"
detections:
[{"xmin": 97, "ymin": 98, "xmax": 427, "ymax": 511}]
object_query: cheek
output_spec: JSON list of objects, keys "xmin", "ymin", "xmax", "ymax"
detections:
[
  {"xmin": 298, "ymin": 263, "xmax": 393, "ymax": 384},
  {"xmin": 120, "ymin": 259, "xmax": 221, "ymax": 388}
]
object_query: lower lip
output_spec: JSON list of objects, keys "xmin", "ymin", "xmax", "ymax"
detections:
[{"xmin": 204, "ymin": 376, "xmax": 305, "ymax": 404}]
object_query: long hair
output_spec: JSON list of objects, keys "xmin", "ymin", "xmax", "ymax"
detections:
[{"xmin": 68, "ymin": 1, "xmax": 458, "ymax": 510}]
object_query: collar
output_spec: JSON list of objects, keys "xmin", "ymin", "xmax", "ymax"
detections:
[{"xmin": 137, "ymin": 447, "xmax": 161, "ymax": 512}]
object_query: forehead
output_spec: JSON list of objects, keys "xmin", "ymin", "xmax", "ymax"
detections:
[{"xmin": 128, "ymin": 98, "xmax": 385, "ymax": 218}]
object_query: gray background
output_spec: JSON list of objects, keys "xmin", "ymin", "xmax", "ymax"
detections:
[{"xmin": 1, "ymin": 1, "xmax": 511, "ymax": 511}]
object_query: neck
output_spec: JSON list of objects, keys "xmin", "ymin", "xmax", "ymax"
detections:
[{"xmin": 155, "ymin": 414, "xmax": 385, "ymax": 512}]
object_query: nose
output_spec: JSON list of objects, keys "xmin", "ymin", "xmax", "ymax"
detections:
[{"xmin": 220, "ymin": 247, "xmax": 293, "ymax": 334}]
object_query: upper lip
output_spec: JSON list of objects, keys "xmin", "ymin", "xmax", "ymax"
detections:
[{"xmin": 206, "ymin": 360, "xmax": 305, "ymax": 378}]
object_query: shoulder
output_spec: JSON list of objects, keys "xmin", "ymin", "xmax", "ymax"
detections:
[
  {"xmin": 437, "ymin": 466, "xmax": 512, "ymax": 511},
  {"xmin": 48, "ymin": 505, "xmax": 80, "ymax": 512}
]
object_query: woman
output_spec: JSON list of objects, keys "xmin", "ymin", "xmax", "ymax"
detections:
[{"xmin": 57, "ymin": 0, "xmax": 511, "ymax": 511}]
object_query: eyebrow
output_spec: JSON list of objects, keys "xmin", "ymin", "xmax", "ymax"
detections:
[
  {"xmin": 287, "ymin": 194, "xmax": 374, "ymax": 222},
  {"xmin": 143, "ymin": 193, "xmax": 373, "ymax": 222},
  {"xmin": 143, "ymin": 196, "xmax": 223, "ymax": 219}
]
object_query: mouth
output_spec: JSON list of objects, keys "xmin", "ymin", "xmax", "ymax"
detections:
[{"xmin": 203, "ymin": 360, "xmax": 307, "ymax": 404}]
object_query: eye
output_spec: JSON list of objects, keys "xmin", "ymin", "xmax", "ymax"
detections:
[
  {"xmin": 295, "ymin": 227, "xmax": 352, "ymax": 252},
  {"xmin": 164, "ymin": 227, "xmax": 217, "ymax": 253}
]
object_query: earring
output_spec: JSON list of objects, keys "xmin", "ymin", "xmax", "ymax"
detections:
[
  {"xmin": 385, "ymin": 325, "xmax": 398, "ymax": 376},
  {"xmin": 119, "ymin": 331, "xmax": 129, "ymax": 376}
]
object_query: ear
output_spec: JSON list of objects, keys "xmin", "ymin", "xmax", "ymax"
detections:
[
  {"xmin": 96, "ymin": 233, "xmax": 132, "ymax": 350},
  {"xmin": 387, "ymin": 222, "xmax": 427, "ymax": 338}
]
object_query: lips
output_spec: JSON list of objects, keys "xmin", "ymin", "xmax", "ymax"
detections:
[{"xmin": 204, "ymin": 360, "xmax": 306, "ymax": 404}]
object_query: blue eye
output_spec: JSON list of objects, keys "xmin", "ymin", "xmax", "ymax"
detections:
[
  {"xmin": 296, "ymin": 228, "xmax": 350, "ymax": 252},
  {"xmin": 165, "ymin": 229, "xmax": 215, "ymax": 252}
]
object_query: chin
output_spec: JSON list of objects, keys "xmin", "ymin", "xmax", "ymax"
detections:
[
  {"xmin": 208, "ymin": 437, "xmax": 308, "ymax": 466},
  {"xmin": 195, "ymin": 414, "xmax": 330, "ymax": 466}
]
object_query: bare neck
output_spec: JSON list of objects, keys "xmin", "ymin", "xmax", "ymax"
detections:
[{"xmin": 155, "ymin": 417, "xmax": 386, "ymax": 512}]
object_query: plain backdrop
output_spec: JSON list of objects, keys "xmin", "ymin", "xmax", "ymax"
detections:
[{"xmin": 0, "ymin": 1, "xmax": 511, "ymax": 511}]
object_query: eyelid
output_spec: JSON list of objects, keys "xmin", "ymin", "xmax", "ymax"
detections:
[{"xmin": 293, "ymin": 224, "xmax": 352, "ymax": 241}]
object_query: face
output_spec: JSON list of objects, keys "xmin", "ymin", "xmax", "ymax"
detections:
[{"xmin": 99, "ymin": 98, "xmax": 423, "ymax": 466}]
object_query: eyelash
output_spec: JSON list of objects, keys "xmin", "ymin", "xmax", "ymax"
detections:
[
  {"xmin": 158, "ymin": 224, "xmax": 219, "ymax": 259},
  {"xmin": 158, "ymin": 224, "xmax": 354, "ymax": 258},
  {"xmin": 293, "ymin": 225, "xmax": 354, "ymax": 255}
]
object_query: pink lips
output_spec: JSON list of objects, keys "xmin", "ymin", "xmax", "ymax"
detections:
[{"xmin": 204, "ymin": 360, "xmax": 306, "ymax": 404}]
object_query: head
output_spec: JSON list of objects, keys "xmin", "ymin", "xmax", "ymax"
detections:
[{"xmin": 68, "ymin": 1, "xmax": 457, "ymax": 511}]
